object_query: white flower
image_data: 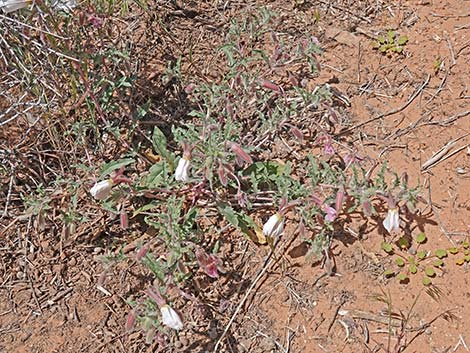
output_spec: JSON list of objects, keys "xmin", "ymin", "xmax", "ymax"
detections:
[
  {"xmin": 160, "ymin": 305, "xmax": 183, "ymax": 330},
  {"xmin": 90, "ymin": 179, "xmax": 113, "ymax": 200},
  {"xmin": 263, "ymin": 213, "xmax": 284, "ymax": 238},
  {"xmin": 175, "ymin": 157, "xmax": 190, "ymax": 182},
  {"xmin": 383, "ymin": 207, "xmax": 400, "ymax": 233},
  {"xmin": 0, "ymin": 0, "xmax": 31, "ymax": 13}
]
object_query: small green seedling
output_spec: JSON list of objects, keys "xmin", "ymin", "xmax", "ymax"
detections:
[
  {"xmin": 381, "ymin": 233, "xmax": 445, "ymax": 286},
  {"xmin": 373, "ymin": 30, "xmax": 409, "ymax": 55}
]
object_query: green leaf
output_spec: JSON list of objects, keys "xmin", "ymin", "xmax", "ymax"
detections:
[
  {"xmin": 448, "ymin": 247, "xmax": 459, "ymax": 254},
  {"xmin": 416, "ymin": 233, "xmax": 427, "ymax": 244},
  {"xmin": 100, "ymin": 158, "xmax": 134, "ymax": 177},
  {"xmin": 377, "ymin": 36, "xmax": 386, "ymax": 44},
  {"xmin": 397, "ymin": 35, "xmax": 409, "ymax": 45},
  {"xmin": 217, "ymin": 204, "xmax": 239, "ymax": 228},
  {"xmin": 463, "ymin": 241, "xmax": 470, "ymax": 249},
  {"xmin": 422, "ymin": 277, "xmax": 432, "ymax": 286},
  {"xmin": 465, "ymin": 255, "xmax": 470, "ymax": 262},
  {"xmin": 397, "ymin": 237, "xmax": 410, "ymax": 249},
  {"xmin": 381, "ymin": 242, "xmax": 394, "ymax": 254},
  {"xmin": 383, "ymin": 269, "xmax": 395, "ymax": 278},
  {"xmin": 395, "ymin": 257, "xmax": 405, "ymax": 267},
  {"xmin": 387, "ymin": 30, "xmax": 395, "ymax": 43},
  {"xmin": 417, "ymin": 250, "xmax": 427, "ymax": 260},
  {"xmin": 425, "ymin": 267, "xmax": 435, "ymax": 277},
  {"xmin": 435, "ymin": 249, "xmax": 447, "ymax": 259},
  {"xmin": 152, "ymin": 127, "xmax": 174, "ymax": 167},
  {"xmin": 433, "ymin": 259, "xmax": 444, "ymax": 267},
  {"xmin": 409, "ymin": 263, "xmax": 418, "ymax": 274},
  {"xmin": 143, "ymin": 162, "xmax": 170, "ymax": 188},
  {"xmin": 132, "ymin": 202, "xmax": 158, "ymax": 217},
  {"xmin": 397, "ymin": 273, "xmax": 408, "ymax": 282}
]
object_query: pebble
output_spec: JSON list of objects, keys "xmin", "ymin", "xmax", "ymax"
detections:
[
  {"xmin": 16, "ymin": 271, "xmax": 25, "ymax": 279},
  {"xmin": 179, "ymin": 337, "xmax": 189, "ymax": 347}
]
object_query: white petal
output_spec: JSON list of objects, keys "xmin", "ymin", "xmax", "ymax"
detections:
[
  {"xmin": 90, "ymin": 179, "xmax": 113, "ymax": 200},
  {"xmin": 383, "ymin": 208, "xmax": 399, "ymax": 233},
  {"xmin": 175, "ymin": 157, "xmax": 190, "ymax": 182},
  {"xmin": 263, "ymin": 213, "xmax": 284, "ymax": 238},
  {"xmin": 160, "ymin": 305, "xmax": 183, "ymax": 330}
]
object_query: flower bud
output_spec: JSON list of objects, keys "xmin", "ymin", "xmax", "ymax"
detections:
[
  {"xmin": 174, "ymin": 157, "xmax": 190, "ymax": 182},
  {"xmin": 90, "ymin": 179, "xmax": 113, "ymax": 200},
  {"xmin": 383, "ymin": 207, "xmax": 400, "ymax": 233},
  {"xmin": 160, "ymin": 305, "xmax": 183, "ymax": 330},
  {"xmin": 263, "ymin": 213, "xmax": 284, "ymax": 238}
]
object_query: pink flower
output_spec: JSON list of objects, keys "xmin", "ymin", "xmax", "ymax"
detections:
[
  {"xmin": 195, "ymin": 248, "xmax": 225, "ymax": 278},
  {"xmin": 324, "ymin": 140, "xmax": 335, "ymax": 155},
  {"xmin": 324, "ymin": 205, "xmax": 337, "ymax": 222}
]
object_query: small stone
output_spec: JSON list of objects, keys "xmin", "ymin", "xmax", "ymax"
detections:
[
  {"xmin": 179, "ymin": 337, "xmax": 189, "ymax": 347},
  {"xmin": 16, "ymin": 271, "xmax": 25, "ymax": 279}
]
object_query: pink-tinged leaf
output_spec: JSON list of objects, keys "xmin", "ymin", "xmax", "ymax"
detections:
[
  {"xmin": 125, "ymin": 310, "xmax": 136, "ymax": 332},
  {"xmin": 311, "ymin": 194, "xmax": 323, "ymax": 207},
  {"xmin": 271, "ymin": 31, "xmax": 279, "ymax": 44},
  {"xmin": 217, "ymin": 160, "xmax": 228, "ymax": 186},
  {"xmin": 145, "ymin": 287, "xmax": 166, "ymax": 307},
  {"xmin": 120, "ymin": 211, "xmax": 128, "ymax": 229},
  {"xmin": 236, "ymin": 190, "xmax": 248, "ymax": 208},
  {"xmin": 362, "ymin": 200, "xmax": 372, "ymax": 217},
  {"xmin": 327, "ymin": 106, "xmax": 339, "ymax": 125},
  {"xmin": 290, "ymin": 126, "xmax": 304, "ymax": 142},
  {"xmin": 184, "ymin": 84, "xmax": 195, "ymax": 94},
  {"xmin": 136, "ymin": 245, "xmax": 148, "ymax": 261},
  {"xmin": 260, "ymin": 79, "xmax": 282, "ymax": 94},
  {"xmin": 226, "ymin": 102, "xmax": 234, "ymax": 118},
  {"xmin": 335, "ymin": 188, "xmax": 345, "ymax": 214},
  {"xmin": 204, "ymin": 263, "xmax": 219, "ymax": 278},
  {"xmin": 229, "ymin": 142, "xmax": 252, "ymax": 166},
  {"xmin": 97, "ymin": 271, "xmax": 107, "ymax": 287},
  {"xmin": 288, "ymin": 74, "xmax": 299, "ymax": 87}
]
